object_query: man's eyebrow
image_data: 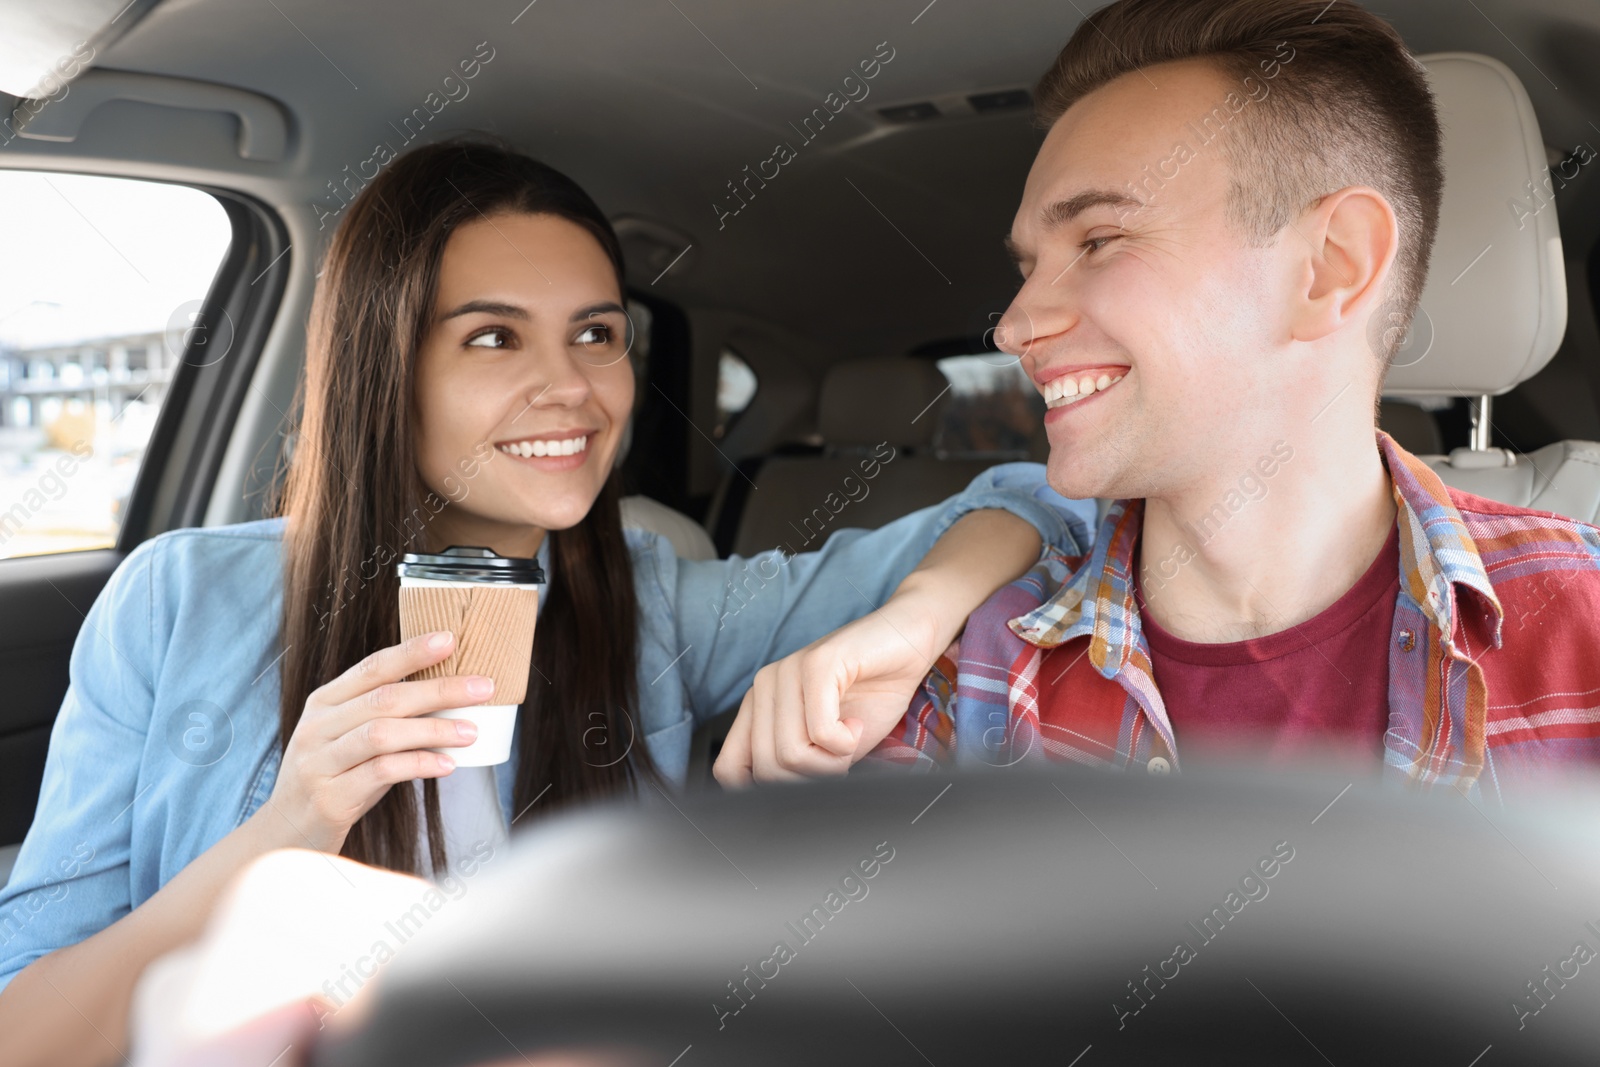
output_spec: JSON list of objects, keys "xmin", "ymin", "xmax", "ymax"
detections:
[
  {"xmin": 439, "ymin": 299, "xmax": 530, "ymax": 322},
  {"xmin": 1004, "ymin": 189, "xmax": 1147, "ymax": 265},
  {"xmin": 1040, "ymin": 190, "xmax": 1144, "ymax": 230},
  {"xmin": 569, "ymin": 301, "xmax": 627, "ymax": 323}
]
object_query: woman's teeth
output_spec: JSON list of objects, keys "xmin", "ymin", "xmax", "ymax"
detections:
[
  {"xmin": 1042, "ymin": 372, "xmax": 1125, "ymax": 410},
  {"xmin": 498, "ymin": 435, "xmax": 589, "ymax": 458}
]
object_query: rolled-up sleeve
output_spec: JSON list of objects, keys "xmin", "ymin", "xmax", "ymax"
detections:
[
  {"xmin": 668, "ymin": 462, "xmax": 1095, "ymax": 720},
  {"xmin": 0, "ymin": 538, "xmax": 163, "ymax": 995}
]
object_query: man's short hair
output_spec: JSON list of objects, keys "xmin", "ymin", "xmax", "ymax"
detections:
[{"xmin": 1034, "ymin": 0, "xmax": 1444, "ymax": 373}]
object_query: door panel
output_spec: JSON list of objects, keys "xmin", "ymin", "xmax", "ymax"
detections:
[
  {"xmin": 0, "ymin": 177, "xmax": 287, "ymax": 849},
  {"xmin": 0, "ymin": 548, "xmax": 119, "ymax": 845}
]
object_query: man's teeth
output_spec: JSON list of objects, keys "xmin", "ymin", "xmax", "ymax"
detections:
[
  {"xmin": 1042, "ymin": 372, "xmax": 1125, "ymax": 409},
  {"xmin": 497, "ymin": 435, "xmax": 589, "ymax": 458}
]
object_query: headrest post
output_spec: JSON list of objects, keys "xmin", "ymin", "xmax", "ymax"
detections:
[{"xmin": 1468, "ymin": 394, "xmax": 1492, "ymax": 451}]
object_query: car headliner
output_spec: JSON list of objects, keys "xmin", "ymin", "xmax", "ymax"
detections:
[{"xmin": 4, "ymin": 0, "xmax": 1596, "ymax": 369}]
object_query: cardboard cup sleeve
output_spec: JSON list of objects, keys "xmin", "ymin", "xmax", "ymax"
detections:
[{"xmin": 398, "ymin": 585, "xmax": 539, "ymax": 703}]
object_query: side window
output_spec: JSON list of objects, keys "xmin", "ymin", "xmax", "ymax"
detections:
[
  {"xmin": 933, "ymin": 354, "xmax": 1044, "ymax": 456},
  {"xmin": 715, "ymin": 347, "xmax": 758, "ymax": 439},
  {"xmin": 0, "ymin": 172, "xmax": 230, "ymax": 560}
]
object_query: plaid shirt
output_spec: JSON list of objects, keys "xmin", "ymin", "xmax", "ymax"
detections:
[{"xmin": 870, "ymin": 431, "xmax": 1600, "ymax": 803}]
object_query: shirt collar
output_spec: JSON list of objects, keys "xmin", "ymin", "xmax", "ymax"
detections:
[
  {"xmin": 1377, "ymin": 429, "xmax": 1504, "ymax": 652},
  {"xmin": 1008, "ymin": 430, "xmax": 1504, "ymax": 660},
  {"xmin": 1006, "ymin": 492, "xmax": 1144, "ymax": 673}
]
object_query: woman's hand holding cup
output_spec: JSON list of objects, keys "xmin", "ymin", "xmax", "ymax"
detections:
[{"xmin": 256, "ymin": 631, "xmax": 491, "ymax": 854}]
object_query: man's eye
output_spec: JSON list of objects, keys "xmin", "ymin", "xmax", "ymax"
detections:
[
  {"xmin": 1081, "ymin": 235, "xmax": 1120, "ymax": 254},
  {"xmin": 466, "ymin": 327, "xmax": 513, "ymax": 349},
  {"xmin": 575, "ymin": 324, "xmax": 611, "ymax": 346}
]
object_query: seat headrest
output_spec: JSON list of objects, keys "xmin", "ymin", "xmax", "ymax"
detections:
[
  {"xmin": 1382, "ymin": 53, "xmax": 1567, "ymax": 398},
  {"xmin": 819, "ymin": 355, "xmax": 950, "ymax": 449}
]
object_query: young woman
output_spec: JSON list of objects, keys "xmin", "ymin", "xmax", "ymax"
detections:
[{"xmin": 0, "ymin": 140, "xmax": 1088, "ymax": 1065}]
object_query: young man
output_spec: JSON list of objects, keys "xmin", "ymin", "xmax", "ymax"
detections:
[{"xmin": 715, "ymin": 0, "xmax": 1600, "ymax": 802}]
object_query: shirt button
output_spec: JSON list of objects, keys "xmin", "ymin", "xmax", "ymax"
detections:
[
  {"xmin": 1147, "ymin": 756, "xmax": 1171, "ymax": 775},
  {"xmin": 1398, "ymin": 629, "xmax": 1415, "ymax": 652}
]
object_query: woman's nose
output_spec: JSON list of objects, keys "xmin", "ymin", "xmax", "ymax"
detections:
[{"xmin": 528, "ymin": 345, "xmax": 594, "ymax": 406}]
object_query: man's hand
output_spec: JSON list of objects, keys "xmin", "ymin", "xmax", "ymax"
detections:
[
  {"xmin": 713, "ymin": 505, "xmax": 1045, "ymax": 787},
  {"xmin": 716, "ymin": 508, "xmax": 1043, "ymax": 783},
  {"xmin": 712, "ymin": 597, "xmax": 943, "ymax": 786}
]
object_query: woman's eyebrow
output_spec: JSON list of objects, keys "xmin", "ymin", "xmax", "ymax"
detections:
[
  {"xmin": 569, "ymin": 301, "xmax": 626, "ymax": 323},
  {"xmin": 439, "ymin": 299, "xmax": 529, "ymax": 322}
]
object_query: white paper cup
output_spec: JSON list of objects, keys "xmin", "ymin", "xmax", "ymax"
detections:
[
  {"xmin": 399, "ymin": 572, "xmax": 539, "ymax": 768},
  {"xmin": 425, "ymin": 704, "xmax": 519, "ymax": 766}
]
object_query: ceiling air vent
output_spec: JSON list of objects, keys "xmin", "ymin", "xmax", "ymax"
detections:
[
  {"xmin": 877, "ymin": 101, "xmax": 941, "ymax": 124},
  {"xmin": 968, "ymin": 88, "xmax": 1031, "ymax": 113},
  {"xmin": 874, "ymin": 87, "xmax": 1033, "ymax": 126}
]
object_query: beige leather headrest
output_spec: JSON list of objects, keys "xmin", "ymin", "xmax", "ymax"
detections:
[
  {"xmin": 819, "ymin": 355, "xmax": 950, "ymax": 449},
  {"xmin": 1382, "ymin": 53, "xmax": 1567, "ymax": 398}
]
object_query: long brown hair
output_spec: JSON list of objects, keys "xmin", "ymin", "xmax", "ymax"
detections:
[{"xmin": 273, "ymin": 138, "xmax": 659, "ymax": 877}]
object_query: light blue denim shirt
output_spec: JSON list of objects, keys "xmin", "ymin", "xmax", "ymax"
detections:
[{"xmin": 0, "ymin": 464, "xmax": 1093, "ymax": 992}]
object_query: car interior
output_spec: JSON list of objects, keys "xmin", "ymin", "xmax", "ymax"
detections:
[{"xmin": 1, "ymin": 0, "xmax": 1599, "ymax": 1055}]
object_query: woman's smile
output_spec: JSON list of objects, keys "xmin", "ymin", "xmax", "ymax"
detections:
[{"xmin": 493, "ymin": 429, "xmax": 596, "ymax": 472}]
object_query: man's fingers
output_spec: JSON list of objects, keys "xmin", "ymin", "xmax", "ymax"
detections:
[
  {"xmin": 748, "ymin": 667, "xmax": 818, "ymax": 782},
  {"xmin": 771, "ymin": 658, "xmax": 852, "ymax": 777},
  {"xmin": 842, "ymin": 717, "xmax": 868, "ymax": 759},
  {"xmin": 719, "ymin": 672, "xmax": 850, "ymax": 786},
  {"xmin": 772, "ymin": 658, "xmax": 813, "ymax": 766},
  {"xmin": 800, "ymin": 647, "xmax": 857, "ymax": 757},
  {"xmin": 315, "ymin": 631, "xmax": 456, "ymax": 709},
  {"xmin": 741, "ymin": 661, "xmax": 843, "ymax": 780},
  {"xmin": 712, "ymin": 691, "xmax": 756, "ymax": 789},
  {"xmin": 747, "ymin": 668, "xmax": 784, "ymax": 782},
  {"xmin": 771, "ymin": 744, "xmax": 853, "ymax": 779}
]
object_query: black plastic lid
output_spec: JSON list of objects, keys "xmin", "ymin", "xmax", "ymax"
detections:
[{"xmin": 396, "ymin": 545, "xmax": 544, "ymax": 584}]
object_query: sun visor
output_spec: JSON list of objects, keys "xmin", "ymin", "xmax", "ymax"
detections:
[{"xmin": 0, "ymin": 0, "xmax": 161, "ymax": 98}]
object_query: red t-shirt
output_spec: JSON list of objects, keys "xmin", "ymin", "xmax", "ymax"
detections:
[{"xmin": 1133, "ymin": 522, "xmax": 1400, "ymax": 766}]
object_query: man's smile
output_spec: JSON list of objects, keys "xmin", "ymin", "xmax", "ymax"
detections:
[{"xmin": 1037, "ymin": 365, "xmax": 1130, "ymax": 410}]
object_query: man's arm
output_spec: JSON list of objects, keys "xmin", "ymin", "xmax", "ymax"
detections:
[{"xmin": 713, "ymin": 508, "xmax": 1036, "ymax": 785}]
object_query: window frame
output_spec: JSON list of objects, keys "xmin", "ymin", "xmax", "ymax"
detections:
[{"xmin": 110, "ymin": 184, "xmax": 290, "ymax": 552}]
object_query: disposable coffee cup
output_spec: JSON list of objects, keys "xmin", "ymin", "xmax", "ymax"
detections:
[{"xmin": 396, "ymin": 545, "xmax": 544, "ymax": 767}]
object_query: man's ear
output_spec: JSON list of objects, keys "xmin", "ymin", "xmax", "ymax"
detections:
[{"xmin": 1288, "ymin": 186, "xmax": 1399, "ymax": 345}]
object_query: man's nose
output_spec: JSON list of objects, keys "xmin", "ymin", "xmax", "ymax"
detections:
[
  {"xmin": 993, "ymin": 304, "xmax": 1036, "ymax": 357},
  {"xmin": 1001, "ymin": 269, "xmax": 1082, "ymax": 361}
]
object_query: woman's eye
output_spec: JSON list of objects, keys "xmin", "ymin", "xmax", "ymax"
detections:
[
  {"xmin": 575, "ymin": 324, "xmax": 611, "ymax": 346},
  {"xmin": 465, "ymin": 327, "xmax": 513, "ymax": 349}
]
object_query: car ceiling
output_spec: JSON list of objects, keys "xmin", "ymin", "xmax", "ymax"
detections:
[{"xmin": 10, "ymin": 0, "xmax": 1600, "ymax": 366}]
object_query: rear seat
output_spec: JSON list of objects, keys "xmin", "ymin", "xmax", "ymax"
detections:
[
  {"xmin": 711, "ymin": 355, "xmax": 995, "ymax": 557},
  {"xmin": 620, "ymin": 494, "xmax": 716, "ymax": 560}
]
